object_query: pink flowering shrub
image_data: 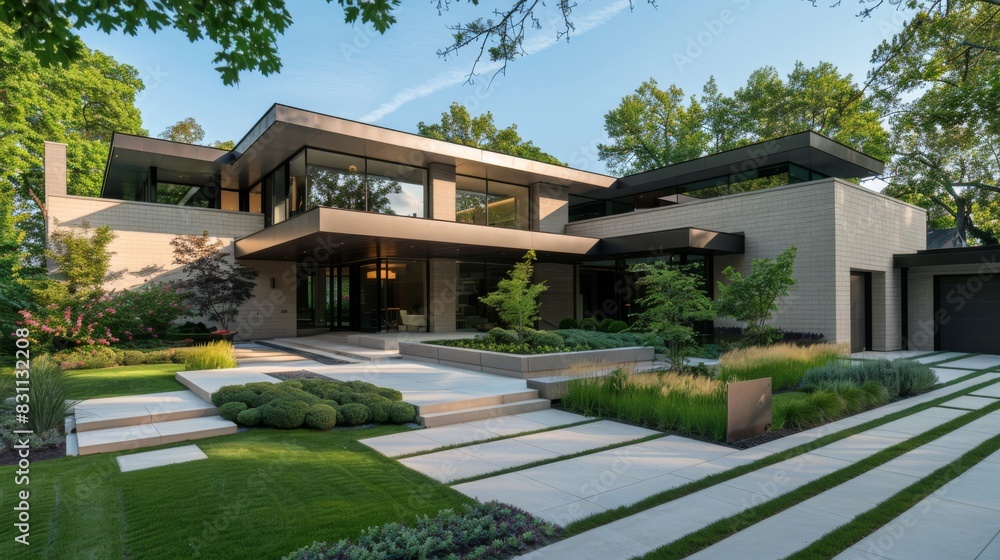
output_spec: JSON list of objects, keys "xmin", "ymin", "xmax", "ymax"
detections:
[{"xmin": 18, "ymin": 284, "xmax": 190, "ymax": 349}]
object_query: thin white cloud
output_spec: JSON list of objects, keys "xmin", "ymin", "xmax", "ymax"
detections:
[{"xmin": 361, "ymin": 0, "xmax": 632, "ymax": 122}]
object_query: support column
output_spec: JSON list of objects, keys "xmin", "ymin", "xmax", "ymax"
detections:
[
  {"xmin": 530, "ymin": 182, "xmax": 569, "ymax": 233},
  {"xmin": 428, "ymin": 163, "xmax": 456, "ymax": 221},
  {"xmin": 535, "ymin": 262, "xmax": 575, "ymax": 330},
  {"xmin": 43, "ymin": 141, "xmax": 68, "ymax": 197},
  {"xmin": 429, "ymin": 259, "xmax": 458, "ymax": 332}
]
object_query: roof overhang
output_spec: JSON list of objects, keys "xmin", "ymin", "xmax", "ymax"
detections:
[
  {"xmin": 229, "ymin": 104, "xmax": 616, "ymax": 194},
  {"xmin": 599, "ymin": 228, "xmax": 746, "ymax": 257},
  {"xmin": 102, "ymin": 134, "xmax": 232, "ymax": 199},
  {"xmin": 581, "ymin": 131, "xmax": 885, "ymax": 200},
  {"xmin": 895, "ymin": 246, "xmax": 1000, "ymax": 269},
  {"xmin": 234, "ymin": 207, "xmax": 602, "ymax": 263}
]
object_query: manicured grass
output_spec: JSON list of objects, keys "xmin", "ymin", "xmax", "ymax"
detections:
[
  {"xmin": 717, "ymin": 343, "xmax": 847, "ymax": 390},
  {"xmin": 637, "ymin": 397, "xmax": 1000, "ymax": 559},
  {"xmin": 562, "ymin": 374, "xmax": 1000, "ymax": 537},
  {"xmin": 0, "ymin": 427, "xmax": 472, "ymax": 560},
  {"xmin": 66, "ymin": 364, "xmax": 188, "ymax": 399}
]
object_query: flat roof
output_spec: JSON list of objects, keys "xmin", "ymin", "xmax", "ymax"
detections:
[
  {"xmin": 578, "ymin": 131, "xmax": 885, "ymax": 200},
  {"xmin": 895, "ymin": 245, "xmax": 1000, "ymax": 268},
  {"xmin": 102, "ymin": 104, "xmax": 617, "ymax": 199}
]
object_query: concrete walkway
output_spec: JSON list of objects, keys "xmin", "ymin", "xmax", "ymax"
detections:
[{"xmin": 510, "ymin": 371, "xmax": 1000, "ymax": 559}]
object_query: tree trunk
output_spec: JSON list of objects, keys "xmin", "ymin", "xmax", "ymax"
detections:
[{"xmin": 955, "ymin": 198, "xmax": 969, "ymax": 245}]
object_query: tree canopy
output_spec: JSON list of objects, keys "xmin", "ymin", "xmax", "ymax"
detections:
[
  {"xmin": 418, "ymin": 102, "xmax": 565, "ymax": 165},
  {"xmin": 0, "ymin": 22, "xmax": 145, "ymax": 270},
  {"xmin": 1, "ymin": 0, "xmax": 656, "ymax": 85},
  {"xmin": 598, "ymin": 62, "xmax": 888, "ymax": 176},
  {"xmin": 159, "ymin": 117, "xmax": 206, "ymax": 144}
]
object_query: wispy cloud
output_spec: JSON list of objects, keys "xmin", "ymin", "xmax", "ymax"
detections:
[{"xmin": 361, "ymin": 0, "xmax": 632, "ymax": 122}]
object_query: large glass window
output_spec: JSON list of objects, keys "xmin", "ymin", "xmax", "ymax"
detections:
[
  {"xmin": 288, "ymin": 151, "xmax": 307, "ymax": 217},
  {"xmin": 306, "ymin": 150, "xmax": 367, "ymax": 212},
  {"xmin": 221, "ymin": 189, "xmax": 239, "ymax": 211},
  {"xmin": 456, "ymin": 176, "xmax": 488, "ymax": 225},
  {"xmin": 366, "ymin": 160, "xmax": 426, "ymax": 217},
  {"xmin": 249, "ymin": 183, "xmax": 262, "ymax": 213},
  {"xmin": 456, "ymin": 176, "xmax": 529, "ymax": 230},
  {"xmin": 272, "ymin": 166, "xmax": 286, "ymax": 224}
]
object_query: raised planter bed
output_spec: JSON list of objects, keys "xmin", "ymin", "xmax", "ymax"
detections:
[{"xmin": 398, "ymin": 342, "xmax": 654, "ymax": 380}]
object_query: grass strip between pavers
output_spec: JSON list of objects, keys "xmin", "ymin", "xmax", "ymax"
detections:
[
  {"xmin": 635, "ymin": 398, "xmax": 1000, "ymax": 559},
  {"xmin": 447, "ymin": 433, "xmax": 668, "ymax": 486},
  {"xmin": 561, "ymin": 373, "xmax": 1000, "ymax": 537},
  {"xmin": 392, "ymin": 418, "xmax": 601, "ymax": 459},
  {"xmin": 785, "ymin": 432, "xmax": 1000, "ymax": 560}
]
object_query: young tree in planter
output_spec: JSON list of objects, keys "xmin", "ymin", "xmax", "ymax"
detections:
[
  {"xmin": 629, "ymin": 262, "xmax": 716, "ymax": 373},
  {"xmin": 47, "ymin": 220, "xmax": 116, "ymax": 297},
  {"xmin": 716, "ymin": 246, "xmax": 798, "ymax": 347},
  {"xmin": 480, "ymin": 250, "xmax": 547, "ymax": 341},
  {"xmin": 170, "ymin": 231, "xmax": 258, "ymax": 332}
]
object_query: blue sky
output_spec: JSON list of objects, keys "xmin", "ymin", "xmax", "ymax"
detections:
[{"xmin": 78, "ymin": 1, "xmax": 913, "ymax": 175}]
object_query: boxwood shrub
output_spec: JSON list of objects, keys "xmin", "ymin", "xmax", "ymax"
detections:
[
  {"xmin": 283, "ymin": 501, "xmax": 558, "ymax": 560},
  {"xmin": 213, "ymin": 378, "xmax": 415, "ymax": 430}
]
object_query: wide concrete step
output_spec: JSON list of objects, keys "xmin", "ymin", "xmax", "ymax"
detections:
[
  {"xmin": 76, "ymin": 416, "xmax": 237, "ymax": 456},
  {"xmin": 73, "ymin": 390, "xmax": 219, "ymax": 432},
  {"xmin": 416, "ymin": 389, "xmax": 541, "ymax": 415},
  {"xmin": 418, "ymin": 398, "xmax": 551, "ymax": 428}
]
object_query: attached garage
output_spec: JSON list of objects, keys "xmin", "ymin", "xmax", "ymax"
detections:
[{"xmin": 935, "ymin": 275, "xmax": 1000, "ymax": 354}]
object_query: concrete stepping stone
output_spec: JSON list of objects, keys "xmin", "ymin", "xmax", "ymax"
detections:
[
  {"xmin": 932, "ymin": 367, "xmax": 976, "ymax": 383},
  {"xmin": 942, "ymin": 354, "xmax": 1000, "ymax": 370},
  {"xmin": 914, "ymin": 352, "xmax": 971, "ymax": 364},
  {"xmin": 399, "ymin": 421, "xmax": 655, "ymax": 483},
  {"xmin": 972, "ymin": 383, "xmax": 1000, "ymax": 399},
  {"xmin": 939, "ymin": 395, "xmax": 998, "ymax": 411},
  {"xmin": 117, "ymin": 445, "xmax": 208, "ymax": 473}
]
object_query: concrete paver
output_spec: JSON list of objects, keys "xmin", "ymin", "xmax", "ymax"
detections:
[
  {"xmin": 914, "ymin": 352, "xmax": 971, "ymax": 364},
  {"xmin": 932, "ymin": 367, "xmax": 976, "ymax": 383},
  {"xmin": 940, "ymin": 395, "xmax": 998, "ymax": 411},
  {"xmin": 944, "ymin": 354, "xmax": 1000, "ymax": 370},
  {"xmin": 117, "ymin": 444, "xmax": 208, "ymax": 472}
]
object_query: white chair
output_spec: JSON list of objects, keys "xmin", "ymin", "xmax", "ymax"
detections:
[{"xmin": 399, "ymin": 310, "xmax": 427, "ymax": 332}]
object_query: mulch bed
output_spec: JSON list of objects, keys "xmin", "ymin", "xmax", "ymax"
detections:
[
  {"xmin": 266, "ymin": 371, "xmax": 331, "ymax": 381},
  {"xmin": 0, "ymin": 442, "xmax": 67, "ymax": 466}
]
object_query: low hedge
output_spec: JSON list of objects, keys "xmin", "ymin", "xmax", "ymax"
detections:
[
  {"xmin": 213, "ymin": 378, "xmax": 416, "ymax": 430},
  {"xmin": 800, "ymin": 359, "xmax": 938, "ymax": 399},
  {"xmin": 53, "ymin": 345, "xmax": 191, "ymax": 370},
  {"xmin": 283, "ymin": 501, "xmax": 558, "ymax": 560},
  {"xmin": 428, "ymin": 328, "xmax": 663, "ymax": 355}
]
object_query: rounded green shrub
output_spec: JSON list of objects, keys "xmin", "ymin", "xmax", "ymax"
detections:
[
  {"xmin": 220, "ymin": 401, "xmax": 248, "ymax": 422},
  {"xmin": 212, "ymin": 385, "xmax": 255, "ymax": 407},
  {"xmin": 121, "ymin": 350, "xmax": 147, "ymax": 366},
  {"xmin": 579, "ymin": 317, "xmax": 598, "ymax": 331},
  {"xmin": 597, "ymin": 318, "xmax": 614, "ymax": 332},
  {"xmin": 305, "ymin": 404, "xmax": 338, "ymax": 430},
  {"xmin": 337, "ymin": 403, "xmax": 370, "ymax": 426},
  {"xmin": 373, "ymin": 387, "xmax": 403, "ymax": 401},
  {"xmin": 345, "ymin": 380, "xmax": 382, "ymax": 394},
  {"xmin": 558, "ymin": 318, "xmax": 579, "ymax": 330},
  {"xmin": 487, "ymin": 327, "xmax": 520, "ymax": 344},
  {"xmin": 606, "ymin": 320, "xmax": 628, "ymax": 334},
  {"xmin": 261, "ymin": 399, "xmax": 310, "ymax": 429},
  {"xmin": 365, "ymin": 401, "xmax": 390, "ymax": 423},
  {"xmin": 236, "ymin": 407, "xmax": 262, "ymax": 427},
  {"xmin": 525, "ymin": 330, "xmax": 565, "ymax": 349},
  {"xmin": 388, "ymin": 401, "xmax": 417, "ymax": 424},
  {"xmin": 242, "ymin": 382, "xmax": 280, "ymax": 407}
]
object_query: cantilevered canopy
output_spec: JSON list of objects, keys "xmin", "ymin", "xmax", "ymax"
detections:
[
  {"xmin": 102, "ymin": 134, "xmax": 232, "ymax": 199},
  {"xmin": 894, "ymin": 246, "xmax": 1000, "ymax": 268},
  {"xmin": 235, "ymin": 207, "xmax": 603, "ymax": 263}
]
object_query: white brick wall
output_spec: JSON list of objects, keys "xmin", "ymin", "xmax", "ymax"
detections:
[
  {"xmin": 46, "ymin": 194, "xmax": 294, "ymax": 340},
  {"xmin": 566, "ymin": 179, "xmax": 926, "ymax": 347}
]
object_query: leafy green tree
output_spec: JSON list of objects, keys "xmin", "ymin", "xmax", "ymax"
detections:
[
  {"xmin": 159, "ymin": 117, "xmax": 206, "ymax": 144},
  {"xmin": 716, "ymin": 246, "xmax": 798, "ymax": 347},
  {"xmin": 629, "ymin": 262, "xmax": 716, "ymax": 372},
  {"xmin": 480, "ymin": 250, "xmax": 548, "ymax": 341},
  {"xmin": 46, "ymin": 221, "xmax": 116, "ymax": 297},
  {"xmin": 170, "ymin": 231, "xmax": 259, "ymax": 332},
  {"xmin": 3, "ymin": 1, "xmax": 656, "ymax": 85},
  {"xmin": 0, "ymin": 189, "xmax": 30, "ymax": 348},
  {"xmin": 598, "ymin": 63, "xmax": 889, "ymax": 175},
  {"xmin": 0, "ymin": 22, "xmax": 144, "ymax": 270},
  {"xmin": 418, "ymin": 102, "xmax": 565, "ymax": 165}
]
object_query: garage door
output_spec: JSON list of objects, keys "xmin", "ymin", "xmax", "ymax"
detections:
[{"xmin": 936, "ymin": 275, "xmax": 1000, "ymax": 353}]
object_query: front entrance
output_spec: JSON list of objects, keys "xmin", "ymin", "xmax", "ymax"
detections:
[
  {"xmin": 850, "ymin": 272, "xmax": 872, "ymax": 353},
  {"xmin": 297, "ymin": 259, "xmax": 427, "ymax": 334}
]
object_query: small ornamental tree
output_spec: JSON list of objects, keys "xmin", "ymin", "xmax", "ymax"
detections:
[
  {"xmin": 480, "ymin": 250, "xmax": 548, "ymax": 341},
  {"xmin": 47, "ymin": 220, "xmax": 116, "ymax": 297},
  {"xmin": 629, "ymin": 262, "xmax": 716, "ymax": 372},
  {"xmin": 170, "ymin": 231, "xmax": 258, "ymax": 332},
  {"xmin": 716, "ymin": 246, "xmax": 798, "ymax": 346}
]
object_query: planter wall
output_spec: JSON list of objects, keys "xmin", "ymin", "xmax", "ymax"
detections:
[{"xmin": 398, "ymin": 342, "xmax": 655, "ymax": 380}]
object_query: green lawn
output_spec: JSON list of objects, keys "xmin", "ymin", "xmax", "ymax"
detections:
[
  {"xmin": 0, "ymin": 427, "xmax": 473, "ymax": 559},
  {"xmin": 1, "ymin": 363, "xmax": 188, "ymax": 400}
]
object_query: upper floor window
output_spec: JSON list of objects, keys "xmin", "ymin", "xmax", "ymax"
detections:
[{"xmin": 455, "ymin": 175, "xmax": 529, "ymax": 230}]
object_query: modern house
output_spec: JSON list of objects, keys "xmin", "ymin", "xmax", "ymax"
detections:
[{"xmin": 43, "ymin": 104, "xmax": 1000, "ymax": 353}]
